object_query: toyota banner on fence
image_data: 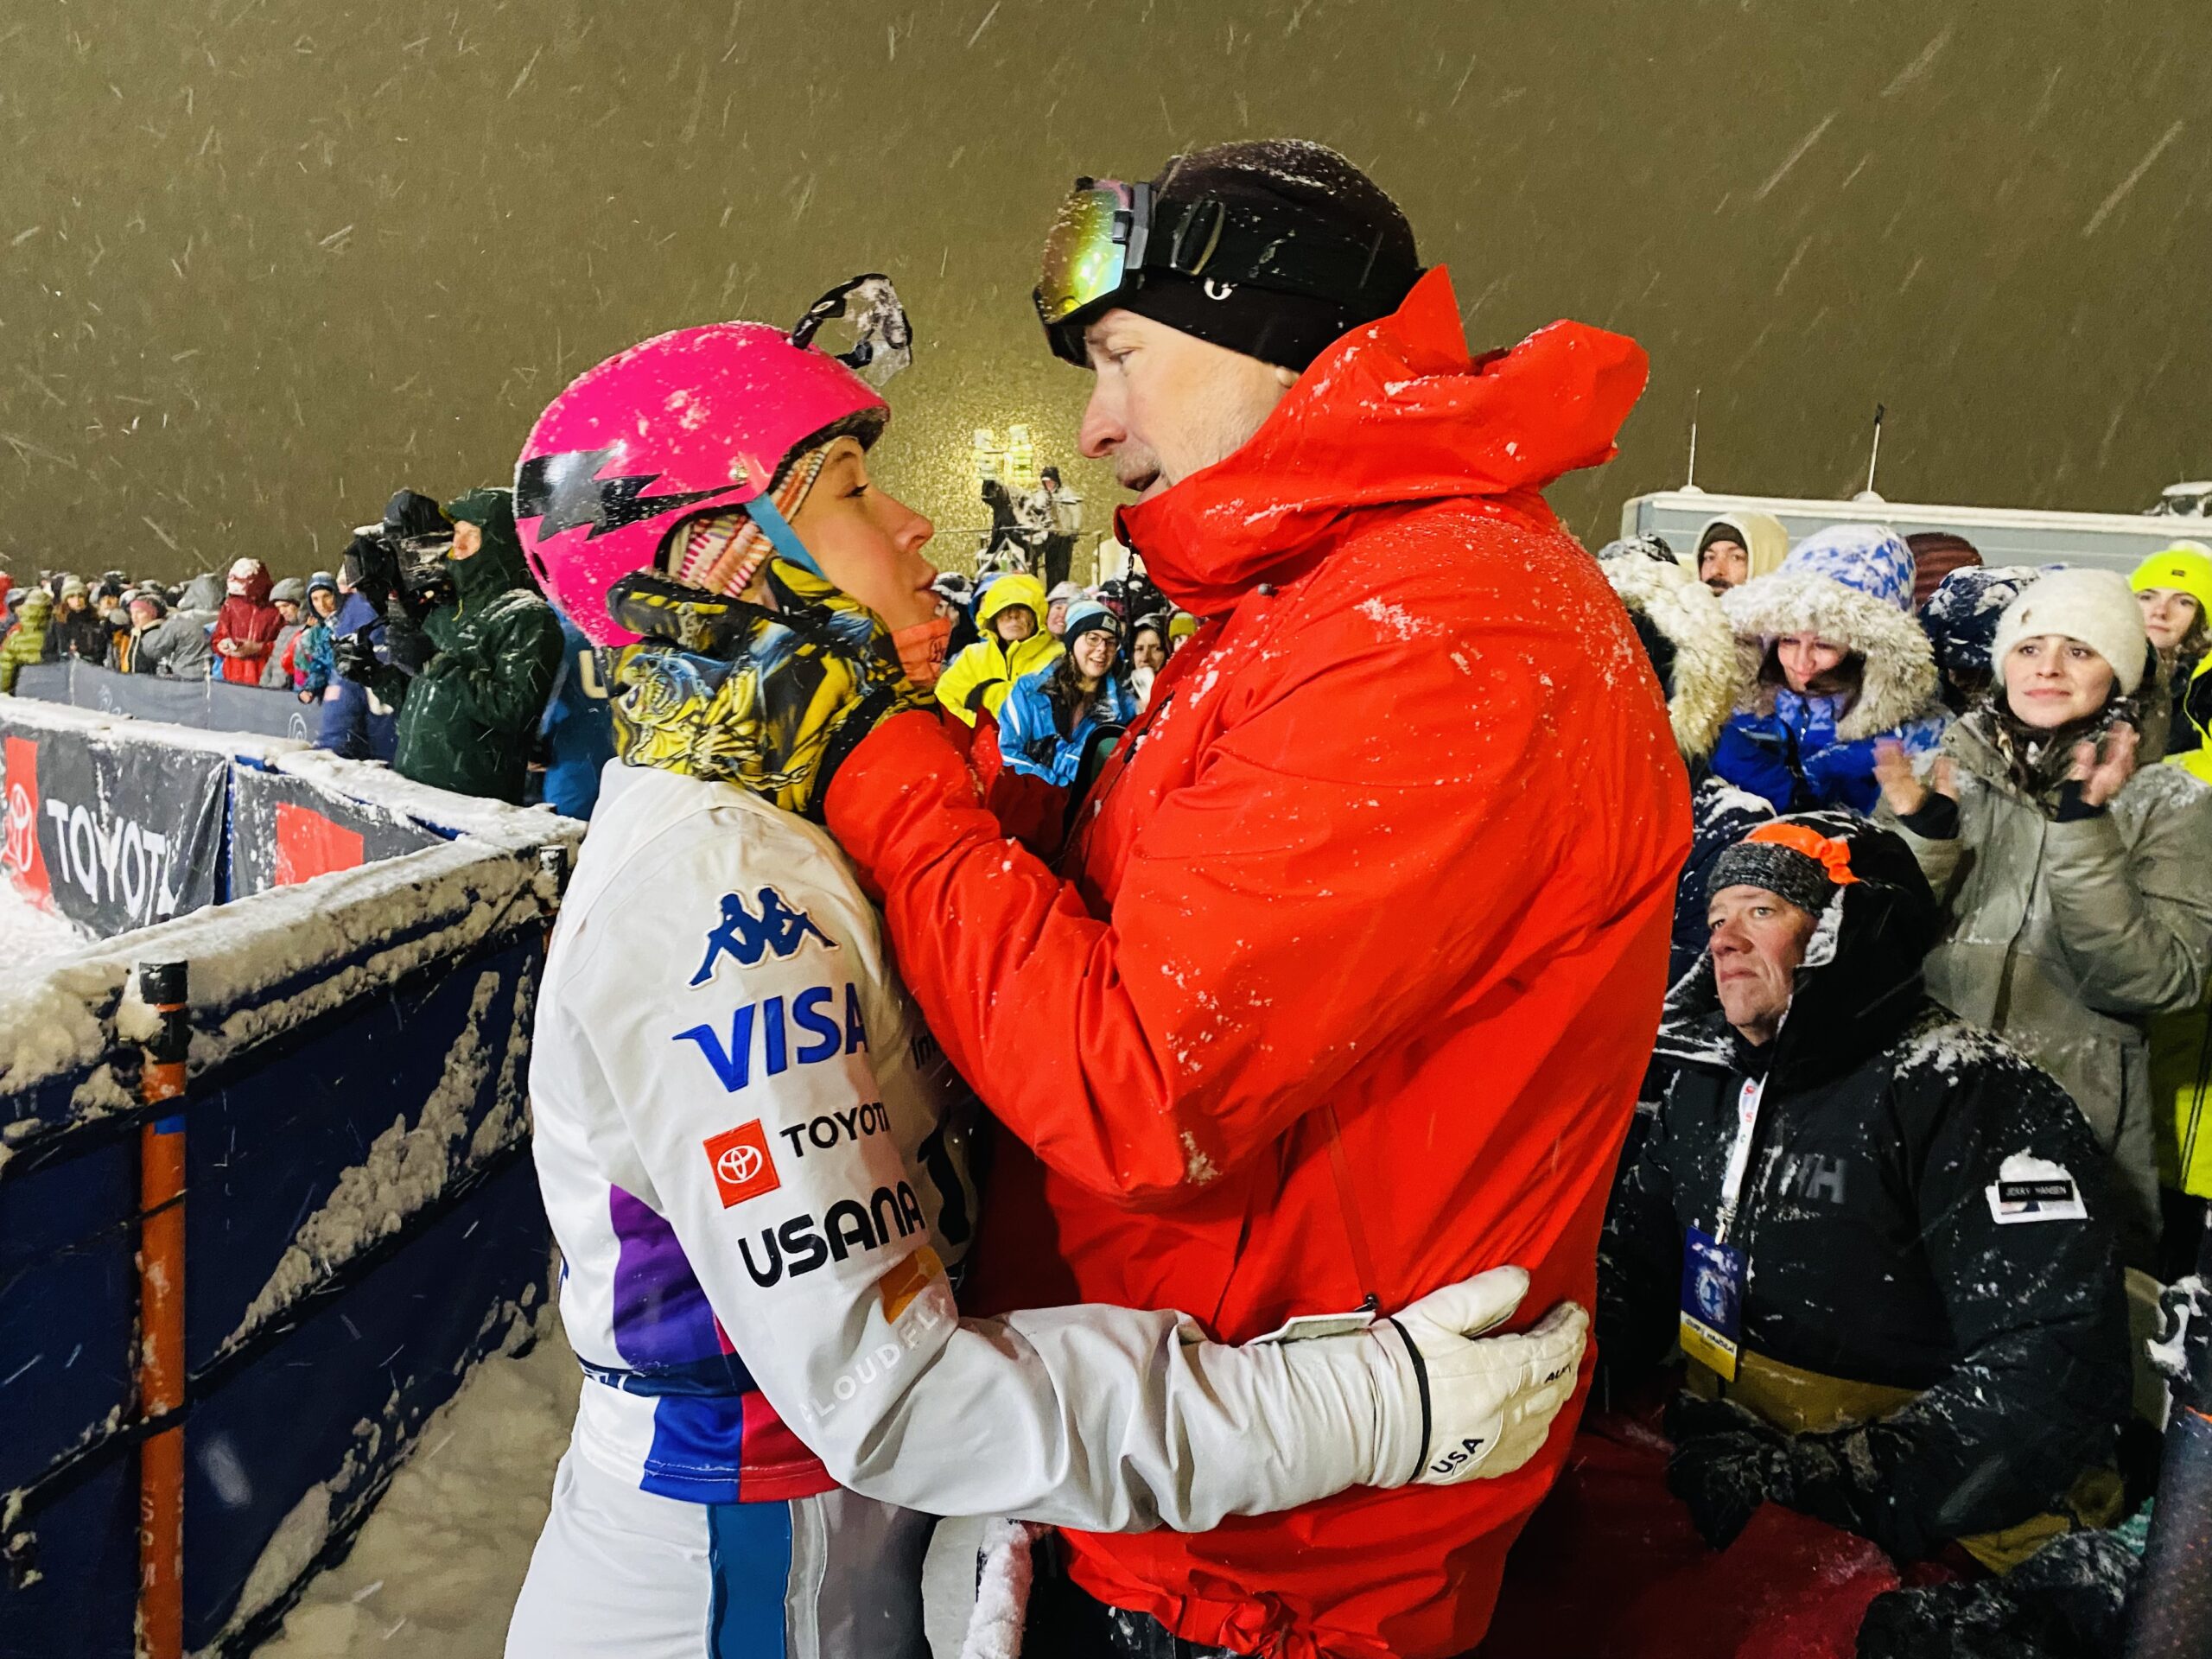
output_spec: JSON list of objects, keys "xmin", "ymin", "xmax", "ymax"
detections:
[{"xmin": 2, "ymin": 725, "xmax": 226, "ymax": 937}]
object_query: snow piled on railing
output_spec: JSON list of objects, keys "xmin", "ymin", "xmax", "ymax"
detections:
[
  {"xmin": 270, "ymin": 747, "xmax": 575, "ymax": 844},
  {"xmin": 0, "ymin": 692, "xmax": 304, "ymax": 760},
  {"xmin": 0, "ymin": 715, "xmax": 581, "ymax": 1167}
]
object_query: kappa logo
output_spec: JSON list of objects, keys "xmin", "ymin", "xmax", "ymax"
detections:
[
  {"xmin": 702, "ymin": 1120, "xmax": 782, "ymax": 1207},
  {"xmin": 690, "ymin": 887, "xmax": 836, "ymax": 986}
]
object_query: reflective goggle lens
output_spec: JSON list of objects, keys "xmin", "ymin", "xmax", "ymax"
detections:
[{"xmin": 1034, "ymin": 183, "xmax": 1133, "ymax": 327}]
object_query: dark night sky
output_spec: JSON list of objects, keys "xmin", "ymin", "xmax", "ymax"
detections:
[{"xmin": 2, "ymin": 0, "xmax": 2205, "ymax": 579}]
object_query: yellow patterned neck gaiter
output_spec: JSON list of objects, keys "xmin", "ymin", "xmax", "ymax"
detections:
[{"xmin": 606, "ymin": 559, "xmax": 927, "ymax": 818}]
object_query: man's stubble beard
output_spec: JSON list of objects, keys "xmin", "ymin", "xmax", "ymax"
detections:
[{"xmin": 1125, "ymin": 378, "xmax": 1283, "ymax": 501}]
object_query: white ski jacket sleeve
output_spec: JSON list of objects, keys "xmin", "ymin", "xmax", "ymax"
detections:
[{"xmin": 540, "ymin": 782, "xmax": 1425, "ymax": 1529}]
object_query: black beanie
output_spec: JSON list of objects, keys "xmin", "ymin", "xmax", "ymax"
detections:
[
  {"xmin": 1707, "ymin": 839, "xmax": 1838, "ymax": 919},
  {"xmin": 1122, "ymin": 140, "xmax": 1421, "ymax": 371},
  {"xmin": 1707, "ymin": 815, "xmax": 1868, "ymax": 919}
]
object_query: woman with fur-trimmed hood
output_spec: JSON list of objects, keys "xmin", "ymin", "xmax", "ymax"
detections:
[
  {"xmin": 1712, "ymin": 524, "xmax": 1945, "ymax": 816},
  {"xmin": 1602, "ymin": 538, "xmax": 1770, "ymax": 981},
  {"xmin": 1600, "ymin": 537, "xmax": 1746, "ymax": 763}
]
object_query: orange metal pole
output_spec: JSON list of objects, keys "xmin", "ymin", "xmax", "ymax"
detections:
[{"xmin": 137, "ymin": 961, "xmax": 188, "ymax": 1659}]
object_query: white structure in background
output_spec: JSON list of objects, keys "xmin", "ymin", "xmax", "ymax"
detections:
[{"xmin": 1622, "ymin": 481, "xmax": 2209, "ymax": 576}]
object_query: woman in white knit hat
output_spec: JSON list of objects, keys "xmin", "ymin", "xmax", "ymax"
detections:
[{"xmin": 1873, "ymin": 567, "xmax": 2212, "ymax": 1264}]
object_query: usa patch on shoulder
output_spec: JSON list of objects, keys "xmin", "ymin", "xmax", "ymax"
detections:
[{"xmin": 1986, "ymin": 1153, "xmax": 2086, "ymax": 1224}]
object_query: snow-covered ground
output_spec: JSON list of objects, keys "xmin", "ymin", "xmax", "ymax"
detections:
[
  {"xmin": 0, "ymin": 878, "xmax": 86, "ymax": 971},
  {"xmin": 249, "ymin": 1305, "xmax": 986, "ymax": 1658},
  {"xmin": 254, "ymin": 1319, "xmax": 576, "ymax": 1657}
]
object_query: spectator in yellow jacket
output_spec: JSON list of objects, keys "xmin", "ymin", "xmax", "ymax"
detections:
[{"xmin": 934, "ymin": 572, "xmax": 1062, "ymax": 726}]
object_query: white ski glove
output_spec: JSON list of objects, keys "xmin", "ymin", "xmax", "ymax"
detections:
[{"xmin": 1385, "ymin": 1267, "xmax": 1589, "ymax": 1485}]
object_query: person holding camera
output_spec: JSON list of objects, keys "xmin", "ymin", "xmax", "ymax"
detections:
[
  {"xmin": 321, "ymin": 491, "xmax": 444, "ymax": 760},
  {"xmin": 336, "ymin": 486, "xmax": 563, "ymax": 804},
  {"xmin": 1874, "ymin": 568, "xmax": 2212, "ymax": 1264}
]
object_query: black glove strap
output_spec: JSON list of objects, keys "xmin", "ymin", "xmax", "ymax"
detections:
[{"xmin": 1385, "ymin": 1316, "xmax": 1432, "ymax": 1478}]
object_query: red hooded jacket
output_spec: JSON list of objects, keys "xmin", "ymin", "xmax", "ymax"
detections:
[
  {"xmin": 212, "ymin": 561, "xmax": 283, "ymax": 685},
  {"xmin": 826, "ymin": 270, "xmax": 1690, "ymax": 1658}
]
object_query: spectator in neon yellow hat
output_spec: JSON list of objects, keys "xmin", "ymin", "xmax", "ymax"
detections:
[
  {"xmin": 2131, "ymin": 541, "xmax": 2212, "ymax": 774},
  {"xmin": 2133, "ymin": 542, "xmax": 2212, "ymax": 1266}
]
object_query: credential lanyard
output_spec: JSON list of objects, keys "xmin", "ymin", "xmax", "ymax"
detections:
[{"xmin": 1713, "ymin": 1077, "xmax": 1767, "ymax": 1246}]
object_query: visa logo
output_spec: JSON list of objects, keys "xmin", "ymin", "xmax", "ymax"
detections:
[{"xmin": 674, "ymin": 982, "xmax": 870, "ymax": 1092}]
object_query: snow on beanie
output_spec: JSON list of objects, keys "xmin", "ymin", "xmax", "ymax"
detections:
[
  {"xmin": 1598, "ymin": 534, "xmax": 1678, "ymax": 565},
  {"xmin": 1991, "ymin": 566, "xmax": 2148, "ymax": 696},
  {"xmin": 1783, "ymin": 524, "xmax": 1917, "ymax": 612},
  {"xmin": 1121, "ymin": 139, "xmax": 1422, "ymax": 372},
  {"xmin": 1707, "ymin": 818, "xmax": 1861, "ymax": 918},
  {"xmin": 1920, "ymin": 565, "xmax": 2045, "ymax": 682}
]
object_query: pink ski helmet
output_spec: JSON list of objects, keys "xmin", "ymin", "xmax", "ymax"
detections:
[{"xmin": 515, "ymin": 276, "xmax": 912, "ymax": 646}]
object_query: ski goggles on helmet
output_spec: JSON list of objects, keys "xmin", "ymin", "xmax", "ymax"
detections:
[{"xmin": 1033, "ymin": 176, "xmax": 1423, "ymax": 365}]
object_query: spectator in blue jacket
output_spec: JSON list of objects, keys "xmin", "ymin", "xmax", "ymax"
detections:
[
  {"xmin": 1711, "ymin": 524, "xmax": 1946, "ymax": 816},
  {"xmin": 537, "ymin": 613, "xmax": 616, "ymax": 820},
  {"xmin": 315, "ymin": 549, "xmax": 398, "ymax": 761},
  {"xmin": 293, "ymin": 571, "xmax": 341, "ymax": 702},
  {"xmin": 997, "ymin": 600, "xmax": 1137, "ymax": 787}
]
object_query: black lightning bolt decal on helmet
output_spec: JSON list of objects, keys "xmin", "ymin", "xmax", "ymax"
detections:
[{"xmin": 516, "ymin": 446, "xmax": 743, "ymax": 543}]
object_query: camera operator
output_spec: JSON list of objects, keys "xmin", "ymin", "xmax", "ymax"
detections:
[
  {"xmin": 321, "ymin": 489, "xmax": 448, "ymax": 760},
  {"xmin": 336, "ymin": 486, "xmax": 563, "ymax": 804}
]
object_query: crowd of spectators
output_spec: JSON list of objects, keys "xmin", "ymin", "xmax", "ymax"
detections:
[
  {"xmin": 1586, "ymin": 518, "xmax": 2210, "ymax": 1649},
  {"xmin": 927, "ymin": 564, "xmax": 1198, "ymax": 789},
  {"xmin": 0, "ymin": 487, "xmax": 571, "ymax": 810},
  {"xmin": 0, "ymin": 558, "xmax": 336, "ymax": 696},
  {"xmin": 0, "ymin": 512, "xmax": 1201, "ymax": 823},
  {"xmin": 893, "ymin": 515, "xmax": 2212, "ymax": 1650}
]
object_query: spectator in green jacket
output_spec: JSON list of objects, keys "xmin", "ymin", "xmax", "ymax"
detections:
[{"xmin": 0, "ymin": 588, "xmax": 54, "ymax": 692}]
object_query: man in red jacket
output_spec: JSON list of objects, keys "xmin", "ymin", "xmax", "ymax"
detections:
[
  {"xmin": 809, "ymin": 143, "xmax": 1685, "ymax": 1656},
  {"xmin": 821, "ymin": 142, "xmax": 1687, "ymax": 1656}
]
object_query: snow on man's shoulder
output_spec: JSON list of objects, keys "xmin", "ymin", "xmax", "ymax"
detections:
[{"xmin": 1891, "ymin": 1014, "xmax": 2041, "ymax": 1089}]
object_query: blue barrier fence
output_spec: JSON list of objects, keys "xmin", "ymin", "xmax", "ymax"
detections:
[
  {"xmin": 0, "ymin": 699, "xmax": 581, "ymax": 1656},
  {"xmin": 13, "ymin": 659, "xmax": 320, "ymax": 745}
]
